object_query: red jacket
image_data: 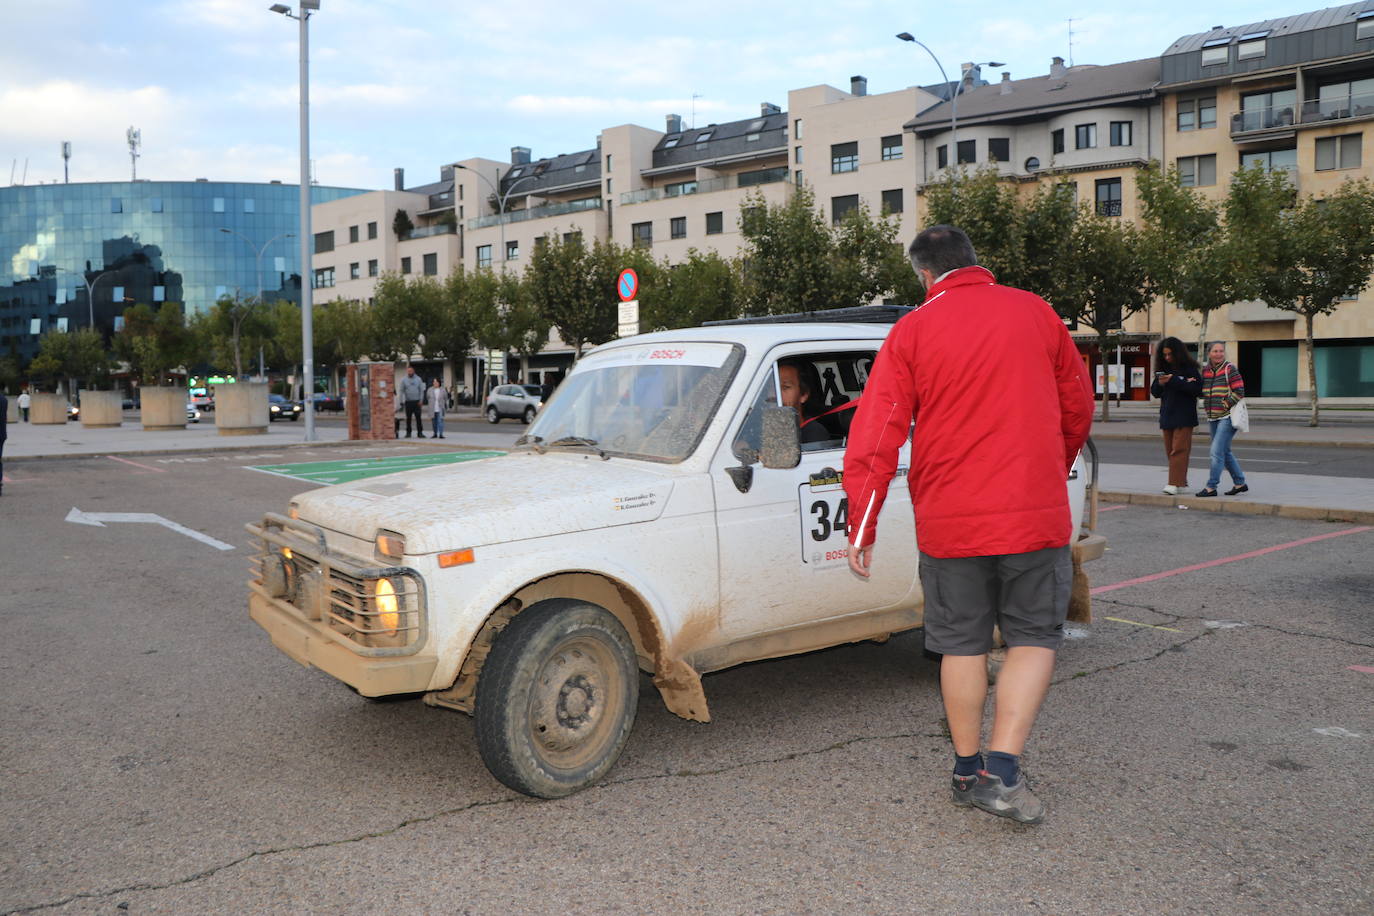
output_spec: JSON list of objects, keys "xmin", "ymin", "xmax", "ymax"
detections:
[{"xmin": 843, "ymin": 266, "xmax": 1094, "ymax": 559}]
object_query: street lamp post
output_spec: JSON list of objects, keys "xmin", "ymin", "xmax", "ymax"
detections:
[
  {"xmin": 895, "ymin": 33, "xmax": 1002, "ymax": 187},
  {"xmin": 271, "ymin": 0, "xmax": 320, "ymax": 440},
  {"xmin": 51, "ymin": 266, "xmax": 112, "ymax": 329},
  {"xmin": 220, "ymin": 228, "xmax": 294, "ymax": 379},
  {"xmin": 454, "ymin": 164, "xmax": 538, "ymax": 268}
]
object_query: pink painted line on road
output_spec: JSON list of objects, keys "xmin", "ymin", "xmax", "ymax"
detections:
[
  {"xmin": 1092, "ymin": 526, "xmax": 1372, "ymax": 596},
  {"xmin": 1349, "ymin": 665, "xmax": 1374, "ymax": 674},
  {"xmin": 1098, "ymin": 505, "xmax": 1128, "ymax": 512},
  {"xmin": 106, "ymin": 455, "xmax": 166, "ymax": 473}
]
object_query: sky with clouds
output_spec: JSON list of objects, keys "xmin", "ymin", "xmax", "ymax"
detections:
[{"xmin": 2, "ymin": 0, "xmax": 1311, "ymax": 190}]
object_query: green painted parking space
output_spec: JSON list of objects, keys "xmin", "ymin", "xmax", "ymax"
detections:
[{"xmin": 248, "ymin": 450, "xmax": 504, "ymax": 484}]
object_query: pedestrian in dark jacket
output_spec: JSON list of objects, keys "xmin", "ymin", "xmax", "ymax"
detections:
[{"xmin": 1149, "ymin": 336, "xmax": 1202, "ymax": 495}]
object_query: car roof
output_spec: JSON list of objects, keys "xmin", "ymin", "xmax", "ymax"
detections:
[{"xmin": 592, "ymin": 322, "xmax": 894, "ymax": 352}]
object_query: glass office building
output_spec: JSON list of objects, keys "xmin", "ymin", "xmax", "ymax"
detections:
[{"xmin": 1, "ymin": 180, "xmax": 366, "ymax": 364}]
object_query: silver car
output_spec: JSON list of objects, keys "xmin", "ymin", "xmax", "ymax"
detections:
[{"xmin": 484, "ymin": 384, "xmax": 543, "ymax": 424}]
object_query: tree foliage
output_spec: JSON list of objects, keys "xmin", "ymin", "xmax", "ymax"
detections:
[
  {"xmin": 524, "ymin": 232, "xmax": 620, "ymax": 356},
  {"xmin": 29, "ymin": 327, "xmax": 111, "ymax": 395},
  {"xmin": 116, "ymin": 302, "xmax": 192, "ymax": 386},
  {"xmin": 641, "ymin": 249, "xmax": 741, "ymax": 330}
]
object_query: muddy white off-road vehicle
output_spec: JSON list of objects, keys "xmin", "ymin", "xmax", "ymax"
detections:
[{"xmin": 248, "ymin": 307, "xmax": 1104, "ymax": 798}]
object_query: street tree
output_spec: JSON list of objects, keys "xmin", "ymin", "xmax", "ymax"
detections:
[
  {"xmin": 525, "ymin": 232, "xmax": 619, "ymax": 357},
  {"xmin": 641, "ymin": 249, "xmax": 740, "ymax": 330},
  {"xmin": 1137, "ymin": 162, "xmax": 1249, "ymax": 352},
  {"xmin": 199, "ymin": 292, "xmax": 270, "ymax": 378},
  {"xmin": 29, "ymin": 327, "xmax": 110, "ymax": 397},
  {"xmin": 924, "ymin": 166, "xmax": 1026, "ymax": 287},
  {"xmin": 1235, "ymin": 174, "xmax": 1374, "ymax": 426},
  {"xmin": 1061, "ymin": 208, "xmax": 1154, "ymax": 421},
  {"xmin": 117, "ymin": 302, "xmax": 192, "ymax": 387},
  {"xmin": 368, "ymin": 273, "xmax": 431, "ymax": 361}
]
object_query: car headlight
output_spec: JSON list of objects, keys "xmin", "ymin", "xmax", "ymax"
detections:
[
  {"xmin": 375, "ymin": 530, "xmax": 405, "ymax": 561},
  {"xmin": 270, "ymin": 405, "xmax": 279, "ymax": 412},
  {"xmin": 373, "ymin": 578, "xmax": 399, "ymax": 635}
]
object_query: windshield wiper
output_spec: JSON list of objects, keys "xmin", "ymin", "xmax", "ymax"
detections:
[{"xmin": 547, "ymin": 436, "xmax": 607, "ymax": 458}]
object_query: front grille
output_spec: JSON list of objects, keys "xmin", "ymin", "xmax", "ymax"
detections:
[{"xmin": 248, "ymin": 513, "xmax": 428, "ymax": 657}]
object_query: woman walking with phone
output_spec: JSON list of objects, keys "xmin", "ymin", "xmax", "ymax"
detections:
[{"xmin": 1150, "ymin": 337, "xmax": 1202, "ymax": 495}]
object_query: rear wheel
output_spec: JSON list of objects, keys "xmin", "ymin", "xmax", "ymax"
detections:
[
  {"xmin": 523, "ymin": 406, "xmax": 536, "ymax": 424},
  {"xmin": 486, "ymin": 405, "xmax": 500, "ymax": 424},
  {"xmin": 474, "ymin": 600, "xmax": 639, "ymax": 798}
]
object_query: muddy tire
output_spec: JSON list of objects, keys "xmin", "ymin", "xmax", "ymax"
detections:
[
  {"xmin": 474, "ymin": 599, "xmax": 638, "ymax": 798},
  {"xmin": 523, "ymin": 406, "xmax": 536, "ymax": 424},
  {"xmin": 486, "ymin": 405, "xmax": 500, "ymax": 424}
]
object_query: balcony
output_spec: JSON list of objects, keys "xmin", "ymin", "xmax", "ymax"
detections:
[
  {"xmin": 401, "ymin": 224, "xmax": 456, "ymax": 241},
  {"xmin": 621, "ymin": 167, "xmax": 789, "ymax": 205},
  {"xmin": 1231, "ymin": 89, "xmax": 1374, "ymax": 136},
  {"xmin": 466, "ymin": 196, "xmax": 602, "ymax": 231},
  {"xmin": 1230, "ymin": 104, "xmax": 1296, "ymax": 134}
]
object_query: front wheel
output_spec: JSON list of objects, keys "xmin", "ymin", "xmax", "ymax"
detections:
[
  {"xmin": 523, "ymin": 406, "xmax": 536, "ymax": 424},
  {"xmin": 486, "ymin": 406, "xmax": 500, "ymax": 424},
  {"xmin": 474, "ymin": 600, "xmax": 639, "ymax": 798}
]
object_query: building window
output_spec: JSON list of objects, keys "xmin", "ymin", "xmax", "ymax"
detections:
[
  {"xmin": 1025, "ymin": 156, "xmax": 1041, "ymax": 172},
  {"xmin": 243, "ymin": 198, "xmax": 255, "ymax": 213},
  {"xmin": 349, "ymin": 225, "xmax": 359, "ymax": 243},
  {"xmin": 314, "ymin": 230, "xmax": 334, "ymax": 253},
  {"xmin": 1359, "ymin": 11, "xmax": 1374, "ymax": 40},
  {"xmin": 831, "ymin": 141, "xmax": 858, "ymax": 173},
  {"xmin": 1316, "ymin": 78, "xmax": 1374, "ymax": 119},
  {"xmin": 1200, "ymin": 37, "xmax": 1231, "ymax": 67},
  {"xmin": 400, "ymin": 257, "xmax": 412, "ymax": 274},
  {"xmin": 1177, "ymin": 154, "xmax": 1217, "ymax": 186},
  {"xmin": 695, "ymin": 130, "xmax": 713, "ymax": 149},
  {"xmin": 349, "ymin": 262, "xmax": 360, "ymax": 280},
  {"xmin": 831, "ymin": 194, "xmax": 859, "ymax": 226},
  {"xmin": 1051, "ymin": 129, "xmax": 1065, "ymax": 154},
  {"xmin": 881, "ymin": 135, "xmax": 903, "ymax": 160},
  {"xmin": 503, "ymin": 241, "xmax": 518, "ymax": 262},
  {"xmin": 746, "ymin": 132, "xmax": 761, "ymax": 143},
  {"xmin": 606, "ymin": 178, "xmax": 613, "ymax": 194},
  {"xmin": 1109, "ymin": 121, "xmax": 1132, "ymax": 146},
  {"xmin": 313, "ymin": 267, "xmax": 335, "ymax": 288},
  {"xmin": 213, "ymin": 197, "xmax": 225, "ymax": 213},
  {"xmin": 795, "ymin": 146, "xmax": 803, "ymax": 163},
  {"xmin": 665, "ymin": 180, "xmax": 698, "ymax": 197},
  {"xmin": 606, "ymin": 154, "xmax": 612, "ymax": 171},
  {"xmin": 1237, "ymin": 31, "xmax": 1269, "ymax": 60},
  {"xmin": 1095, "ymin": 178, "xmax": 1123, "ymax": 217},
  {"xmin": 1239, "ymin": 88, "xmax": 1297, "ymax": 131},
  {"xmin": 1241, "ymin": 147, "xmax": 1298, "ymax": 174},
  {"xmin": 153, "ymin": 285, "xmax": 165, "ymax": 302},
  {"xmin": 795, "ymin": 169, "xmax": 804, "ymax": 186},
  {"xmin": 424, "ymin": 252, "xmax": 439, "ymax": 274},
  {"xmin": 670, "ymin": 216, "xmax": 686, "ymax": 239},
  {"xmin": 1177, "ymin": 96, "xmax": 1217, "ymax": 131},
  {"xmin": 705, "ymin": 211, "xmax": 723, "ymax": 235},
  {"xmin": 881, "ymin": 189, "xmax": 904, "ymax": 214},
  {"xmin": 956, "ymin": 140, "xmax": 976, "ymax": 164},
  {"xmin": 988, "ymin": 138, "xmax": 1010, "ymax": 162},
  {"xmin": 631, "ymin": 221, "xmax": 653, "ymax": 248},
  {"xmin": 151, "ymin": 197, "xmax": 163, "ymax": 213},
  {"xmin": 937, "ymin": 144, "xmax": 949, "ymax": 168},
  {"xmin": 1315, "ymin": 134, "xmax": 1363, "ymax": 171},
  {"xmin": 1075, "ymin": 123, "xmax": 1097, "ymax": 149},
  {"xmin": 111, "ymin": 198, "xmax": 122, "ymax": 213},
  {"xmin": 476, "ymin": 245, "xmax": 492, "ymax": 268},
  {"xmin": 794, "ymin": 118, "xmax": 803, "ymax": 139},
  {"xmin": 367, "ymin": 221, "xmax": 378, "ymax": 240},
  {"xmin": 663, "ymin": 137, "xmax": 679, "ymax": 149},
  {"xmin": 112, "ymin": 286, "xmax": 124, "ymax": 302},
  {"xmin": 367, "ymin": 259, "xmax": 378, "ymax": 277}
]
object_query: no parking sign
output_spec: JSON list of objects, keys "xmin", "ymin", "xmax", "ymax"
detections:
[{"xmin": 617, "ymin": 268, "xmax": 640, "ymax": 337}]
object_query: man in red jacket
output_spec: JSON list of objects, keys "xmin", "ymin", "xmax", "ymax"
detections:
[{"xmin": 844, "ymin": 225, "xmax": 1093, "ymax": 824}]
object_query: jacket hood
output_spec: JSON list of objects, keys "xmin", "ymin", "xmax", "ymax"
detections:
[{"xmin": 293, "ymin": 451, "xmax": 675, "ymax": 555}]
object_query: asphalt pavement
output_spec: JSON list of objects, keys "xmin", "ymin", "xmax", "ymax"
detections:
[{"xmin": 1, "ymin": 446, "xmax": 1370, "ymax": 914}]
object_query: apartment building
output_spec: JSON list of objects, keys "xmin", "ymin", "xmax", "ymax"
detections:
[{"xmin": 1156, "ymin": 3, "xmax": 1374, "ymax": 399}]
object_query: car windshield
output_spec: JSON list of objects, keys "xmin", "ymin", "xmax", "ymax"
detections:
[
  {"xmin": 525, "ymin": 342, "xmax": 742, "ymax": 462},
  {"xmin": 522, "ymin": 385, "xmax": 542, "ymax": 397}
]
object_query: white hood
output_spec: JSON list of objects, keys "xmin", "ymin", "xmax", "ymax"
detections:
[{"xmin": 293, "ymin": 451, "xmax": 675, "ymax": 555}]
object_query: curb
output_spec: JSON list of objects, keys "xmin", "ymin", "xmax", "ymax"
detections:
[
  {"xmin": 1090, "ymin": 431, "xmax": 1374, "ymax": 448},
  {"xmin": 1099, "ymin": 490, "xmax": 1374, "ymax": 525},
  {"xmin": 9, "ymin": 437, "xmax": 404, "ymax": 464}
]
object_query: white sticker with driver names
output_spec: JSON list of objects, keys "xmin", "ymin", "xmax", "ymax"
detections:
[{"xmin": 576, "ymin": 342, "xmax": 734, "ymax": 371}]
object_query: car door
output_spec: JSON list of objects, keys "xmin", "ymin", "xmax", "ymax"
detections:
[{"xmin": 710, "ymin": 345, "xmax": 917, "ymax": 640}]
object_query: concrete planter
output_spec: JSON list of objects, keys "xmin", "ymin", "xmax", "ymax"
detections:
[
  {"xmin": 141, "ymin": 387, "xmax": 186, "ymax": 430},
  {"xmin": 79, "ymin": 390, "xmax": 123, "ymax": 428},
  {"xmin": 215, "ymin": 382, "xmax": 269, "ymax": 436},
  {"xmin": 4, "ymin": 396, "xmax": 16, "ymax": 423},
  {"xmin": 31, "ymin": 393, "xmax": 68, "ymax": 424}
]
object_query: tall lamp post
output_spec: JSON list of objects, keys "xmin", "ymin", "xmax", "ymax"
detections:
[
  {"xmin": 895, "ymin": 33, "xmax": 1001, "ymax": 187},
  {"xmin": 49, "ymin": 266, "xmax": 113, "ymax": 330},
  {"xmin": 271, "ymin": 0, "xmax": 320, "ymax": 440},
  {"xmin": 219, "ymin": 228, "xmax": 295, "ymax": 378}
]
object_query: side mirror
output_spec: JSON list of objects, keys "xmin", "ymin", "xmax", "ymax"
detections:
[{"xmin": 760, "ymin": 406, "xmax": 802, "ymax": 469}]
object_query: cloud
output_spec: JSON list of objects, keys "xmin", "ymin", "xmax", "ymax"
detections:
[{"xmin": 0, "ymin": 81, "xmax": 178, "ymax": 144}]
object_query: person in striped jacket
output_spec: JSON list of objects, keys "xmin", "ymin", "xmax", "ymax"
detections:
[{"xmin": 1197, "ymin": 342, "xmax": 1248, "ymax": 497}]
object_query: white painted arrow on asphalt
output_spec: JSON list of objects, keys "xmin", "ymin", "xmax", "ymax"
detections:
[{"xmin": 65, "ymin": 507, "xmax": 236, "ymax": 551}]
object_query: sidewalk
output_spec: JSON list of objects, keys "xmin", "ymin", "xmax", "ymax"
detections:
[
  {"xmin": 3, "ymin": 416, "xmax": 353, "ymax": 461},
  {"xmin": 1089, "ymin": 404, "xmax": 1373, "ymax": 448},
  {"xmin": 1095, "ymin": 464, "xmax": 1374, "ymax": 525}
]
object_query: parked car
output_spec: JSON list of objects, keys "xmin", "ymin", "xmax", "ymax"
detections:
[
  {"xmin": 122, "ymin": 395, "xmax": 140, "ymax": 410},
  {"xmin": 268, "ymin": 394, "xmax": 301, "ymax": 421},
  {"xmin": 187, "ymin": 403, "xmax": 202, "ymax": 423},
  {"xmin": 248, "ymin": 308, "xmax": 1106, "ymax": 800},
  {"xmin": 307, "ymin": 392, "xmax": 344, "ymax": 413},
  {"xmin": 484, "ymin": 384, "xmax": 544, "ymax": 423},
  {"xmin": 190, "ymin": 392, "xmax": 214, "ymax": 412}
]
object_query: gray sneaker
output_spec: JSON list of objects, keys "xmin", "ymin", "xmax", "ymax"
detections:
[
  {"xmin": 971, "ymin": 772, "xmax": 1045, "ymax": 824},
  {"xmin": 951, "ymin": 773, "xmax": 978, "ymax": 806}
]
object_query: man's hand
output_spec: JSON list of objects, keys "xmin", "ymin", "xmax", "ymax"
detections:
[{"xmin": 848, "ymin": 543, "xmax": 873, "ymax": 578}]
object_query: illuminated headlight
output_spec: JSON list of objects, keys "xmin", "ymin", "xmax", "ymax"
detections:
[
  {"xmin": 373, "ymin": 578, "xmax": 400, "ymax": 635},
  {"xmin": 270, "ymin": 405, "xmax": 280, "ymax": 412},
  {"xmin": 375, "ymin": 530, "xmax": 405, "ymax": 561}
]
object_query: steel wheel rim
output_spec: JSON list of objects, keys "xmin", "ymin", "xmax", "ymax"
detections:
[{"xmin": 526, "ymin": 633, "xmax": 625, "ymax": 771}]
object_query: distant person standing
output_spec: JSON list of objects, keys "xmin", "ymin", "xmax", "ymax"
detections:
[
  {"xmin": 1150, "ymin": 336, "xmax": 1202, "ymax": 495},
  {"xmin": 0, "ymin": 391, "xmax": 8, "ymax": 496},
  {"xmin": 17, "ymin": 389, "xmax": 30, "ymax": 422},
  {"xmin": 428, "ymin": 377, "xmax": 448, "ymax": 439},
  {"xmin": 399, "ymin": 365, "xmax": 426, "ymax": 438},
  {"xmin": 1197, "ymin": 341, "xmax": 1248, "ymax": 498},
  {"xmin": 844, "ymin": 225, "xmax": 1094, "ymax": 825}
]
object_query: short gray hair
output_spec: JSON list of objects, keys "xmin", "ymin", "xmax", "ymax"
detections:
[{"xmin": 908, "ymin": 225, "xmax": 978, "ymax": 277}]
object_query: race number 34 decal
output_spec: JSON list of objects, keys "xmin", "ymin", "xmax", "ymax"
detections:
[
  {"xmin": 799, "ymin": 477, "xmax": 849, "ymax": 569},
  {"xmin": 809, "ymin": 496, "xmax": 848, "ymax": 542}
]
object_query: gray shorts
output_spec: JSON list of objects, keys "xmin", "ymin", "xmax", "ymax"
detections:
[{"xmin": 918, "ymin": 546, "xmax": 1072, "ymax": 656}]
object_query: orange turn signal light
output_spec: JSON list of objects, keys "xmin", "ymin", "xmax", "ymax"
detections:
[{"xmin": 438, "ymin": 548, "xmax": 475, "ymax": 568}]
